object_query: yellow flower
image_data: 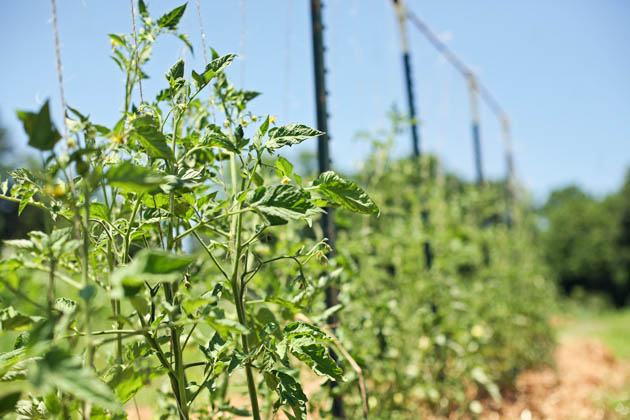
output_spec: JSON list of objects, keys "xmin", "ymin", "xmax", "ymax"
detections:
[
  {"xmin": 111, "ymin": 132, "xmax": 125, "ymax": 145},
  {"xmin": 269, "ymin": 115, "xmax": 277, "ymax": 125},
  {"xmin": 471, "ymin": 324, "xmax": 485, "ymax": 338},
  {"xmin": 418, "ymin": 336, "xmax": 431, "ymax": 350},
  {"xmin": 281, "ymin": 176, "xmax": 290, "ymax": 185},
  {"xmin": 44, "ymin": 182, "xmax": 67, "ymax": 198}
]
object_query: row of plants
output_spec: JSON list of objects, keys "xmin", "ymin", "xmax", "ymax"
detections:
[
  {"xmin": 0, "ymin": 2, "xmax": 555, "ymax": 419},
  {"xmin": 322, "ymin": 122, "xmax": 555, "ymax": 418}
]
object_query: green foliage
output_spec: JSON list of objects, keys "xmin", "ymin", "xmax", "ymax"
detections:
[
  {"xmin": 16, "ymin": 100, "xmax": 61, "ymax": 151},
  {"xmin": 0, "ymin": 3, "xmax": 376, "ymax": 419},
  {"xmin": 0, "ymin": 3, "xmax": 559, "ymax": 419},
  {"xmin": 541, "ymin": 177, "xmax": 630, "ymax": 306},
  {"xmin": 311, "ymin": 122, "xmax": 556, "ymax": 418}
]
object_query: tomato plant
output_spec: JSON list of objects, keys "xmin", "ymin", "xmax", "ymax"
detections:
[{"xmin": 0, "ymin": 2, "xmax": 377, "ymax": 419}]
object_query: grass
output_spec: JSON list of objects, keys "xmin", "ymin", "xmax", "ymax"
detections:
[{"xmin": 558, "ymin": 303, "xmax": 630, "ymax": 360}]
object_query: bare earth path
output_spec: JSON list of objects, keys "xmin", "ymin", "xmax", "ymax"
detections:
[
  {"xmin": 128, "ymin": 338, "xmax": 629, "ymax": 419},
  {"xmin": 483, "ymin": 339, "xmax": 630, "ymax": 419}
]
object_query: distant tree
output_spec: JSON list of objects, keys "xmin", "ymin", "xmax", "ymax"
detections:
[{"xmin": 541, "ymin": 183, "xmax": 629, "ymax": 306}]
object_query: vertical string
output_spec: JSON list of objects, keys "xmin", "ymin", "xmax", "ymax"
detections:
[
  {"xmin": 50, "ymin": 0, "xmax": 68, "ymax": 139},
  {"xmin": 129, "ymin": 0, "xmax": 144, "ymax": 104},
  {"xmin": 195, "ymin": 0, "xmax": 209, "ymax": 64}
]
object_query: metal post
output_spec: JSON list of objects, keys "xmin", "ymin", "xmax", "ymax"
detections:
[
  {"xmin": 392, "ymin": 0, "xmax": 421, "ymax": 157},
  {"xmin": 310, "ymin": 1, "xmax": 345, "ymax": 417},
  {"xmin": 468, "ymin": 73, "xmax": 484, "ymax": 185},
  {"xmin": 501, "ymin": 116, "xmax": 515, "ymax": 226}
]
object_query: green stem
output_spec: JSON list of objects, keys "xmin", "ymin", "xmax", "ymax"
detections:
[
  {"xmin": 123, "ymin": 194, "xmax": 144, "ymax": 262},
  {"xmin": 228, "ymin": 152, "xmax": 261, "ymax": 420},
  {"xmin": 165, "ymin": 113, "xmax": 189, "ymax": 419}
]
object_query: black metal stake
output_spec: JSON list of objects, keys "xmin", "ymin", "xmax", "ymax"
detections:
[
  {"xmin": 501, "ymin": 116, "xmax": 515, "ymax": 227},
  {"xmin": 392, "ymin": 0, "xmax": 433, "ymax": 270},
  {"xmin": 393, "ymin": 0, "xmax": 421, "ymax": 157},
  {"xmin": 310, "ymin": 0, "xmax": 345, "ymax": 417},
  {"xmin": 468, "ymin": 73, "xmax": 484, "ymax": 185}
]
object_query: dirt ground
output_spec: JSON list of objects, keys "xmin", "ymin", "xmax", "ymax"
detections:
[
  {"xmin": 128, "ymin": 339, "xmax": 629, "ymax": 419},
  {"xmin": 482, "ymin": 339, "xmax": 630, "ymax": 420}
]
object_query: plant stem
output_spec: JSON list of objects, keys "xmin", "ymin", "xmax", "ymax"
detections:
[
  {"xmin": 228, "ymin": 152, "xmax": 261, "ymax": 420},
  {"xmin": 165, "ymin": 113, "xmax": 189, "ymax": 419}
]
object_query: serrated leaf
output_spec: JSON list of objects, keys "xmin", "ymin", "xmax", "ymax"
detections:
[
  {"xmin": 273, "ymin": 370, "xmax": 307, "ymax": 420},
  {"xmin": 251, "ymin": 185, "xmax": 314, "ymax": 225},
  {"xmin": 31, "ymin": 347, "xmax": 120, "ymax": 412},
  {"xmin": 0, "ymin": 307, "xmax": 40, "ymax": 332},
  {"xmin": 131, "ymin": 115, "xmax": 174, "ymax": 161},
  {"xmin": 0, "ymin": 392, "xmax": 21, "ymax": 417},
  {"xmin": 206, "ymin": 318, "xmax": 248, "ymax": 339},
  {"xmin": 138, "ymin": 0, "xmax": 148, "ymax": 18},
  {"xmin": 192, "ymin": 54, "xmax": 237, "ymax": 91},
  {"xmin": 313, "ymin": 171, "xmax": 379, "ymax": 215},
  {"xmin": 283, "ymin": 322, "xmax": 342, "ymax": 381},
  {"xmin": 166, "ymin": 59, "xmax": 185, "ymax": 82},
  {"xmin": 265, "ymin": 124, "xmax": 322, "ymax": 151},
  {"xmin": 275, "ymin": 156, "xmax": 294, "ymax": 178},
  {"xmin": 18, "ymin": 190, "xmax": 34, "ymax": 216},
  {"xmin": 203, "ymin": 125, "xmax": 238, "ymax": 153},
  {"xmin": 16, "ymin": 100, "xmax": 61, "ymax": 151},
  {"xmin": 156, "ymin": 3, "xmax": 186, "ymax": 30},
  {"xmin": 3, "ymin": 239, "xmax": 33, "ymax": 249},
  {"xmin": 107, "ymin": 365, "xmax": 163, "ymax": 403},
  {"xmin": 178, "ymin": 33, "xmax": 193, "ymax": 53},
  {"xmin": 106, "ymin": 162, "xmax": 164, "ymax": 194},
  {"xmin": 111, "ymin": 249, "xmax": 193, "ymax": 297}
]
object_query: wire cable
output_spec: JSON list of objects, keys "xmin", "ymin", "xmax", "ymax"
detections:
[
  {"xmin": 129, "ymin": 0, "xmax": 144, "ymax": 104},
  {"xmin": 50, "ymin": 0, "xmax": 69, "ymax": 138}
]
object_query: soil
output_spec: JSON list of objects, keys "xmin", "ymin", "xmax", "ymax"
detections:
[
  {"xmin": 127, "ymin": 339, "xmax": 629, "ymax": 419},
  {"xmin": 482, "ymin": 339, "xmax": 629, "ymax": 420}
]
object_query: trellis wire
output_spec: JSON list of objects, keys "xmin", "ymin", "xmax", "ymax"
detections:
[
  {"xmin": 50, "ymin": 0, "xmax": 68, "ymax": 139},
  {"xmin": 129, "ymin": 0, "xmax": 144, "ymax": 104}
]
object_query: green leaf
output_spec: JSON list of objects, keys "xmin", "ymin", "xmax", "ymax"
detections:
[
  {"xmin": 131, "ymin": 115, "xmax": 174, "ymax": 161},
  {"xmin": 156, "ymin": 3, "xmax": 187, "ymax": 30},
  {"xmin": 111, "ymin": 249, "xmax": 193, "ymax": 297},
  {"xmin": 192, "ymin": 53, "xmax": 237, "ymax": 91},
  {"xmin": 275, "ymin": 156, "xmax": 294, "ymax": 178},
  {"xmin": 107, "ymin": 365, "xmax": 163, "ymax": 403},
  {"xmin": 253, "ymin": 116, "xmax": 270, "ymax": 147},
  {"xmin": 166, "ymin": 59, "xmax": 185, "ymax": 82},
  {"xmin": 177, "ymin": 34, "xmax": 194, "ymax": 53},
  {"xmin": 203, "ymin": 125, "xmax": 239, "ymax": 153},
  {"xmin": 136, "ymin": 248, "xmax": 194, "ymax": 274},
  {"xmin": 251, "ymin": 185, "xmax": 314, "ymax": 225},
  {"xmin": 18, "ymin": 190, "xmax": 34, "ymax": 216},
  {"xmin": 106, "ymin": 162, "xmax": 164, "ymax": 194},
  {"xmin": 31, "ymin": 347, "xmax": 121, "ymax": 412},
  {"xmin": 108, "ymin": 33, "xmax": 126, "ymax": 48},
  {"xmin": 0, "ymin": 307, "xmax": 41, "ymax": 331},
  {"xmin": 283, "ymin": 322, "xmax": 342, "ymax": 381},
  {"xmin": 0, "ymin": 391, "xmax": 21, "ymax": 417},
  {"xmin": 265, "ymin": 124, "xmax": 322, "ymax": 151},
  {"xmin": 16, "ymin": 100, "xmax": 61, "ymax": 151},
  {"xmin": 313, "ymin": 171, "xmax": 379, "ymax": 215},
  {"xmin": 206, "ymin": 318, "xmax": 248, "ymax": 339},
  {"xmin": 272, "ymin": 370, "xmax": 307, "ymax": 420},
  {"xmin": 138, "ymin": 0, "xmax": 148, "ymax": 18}
]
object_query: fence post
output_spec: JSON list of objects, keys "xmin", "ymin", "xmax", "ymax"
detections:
[
  {"xmin": 468, "ymin": 73, "xmax": 484, "ymax": 185},
  {"xmin": 501, "ymin": 116, "xmax": 516, "ymax": 227},
  {"xmin": 392, "ymin": 0, "xmax": 421, "ymax": 157},
  {"xmin": 310, "ymin": 0, "xmax": 345, "ymax": 417}
]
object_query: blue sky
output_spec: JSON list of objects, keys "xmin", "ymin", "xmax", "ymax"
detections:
[{"xmin": 1, "ymin": 1, "xmax": 629, "ymax": 200}]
